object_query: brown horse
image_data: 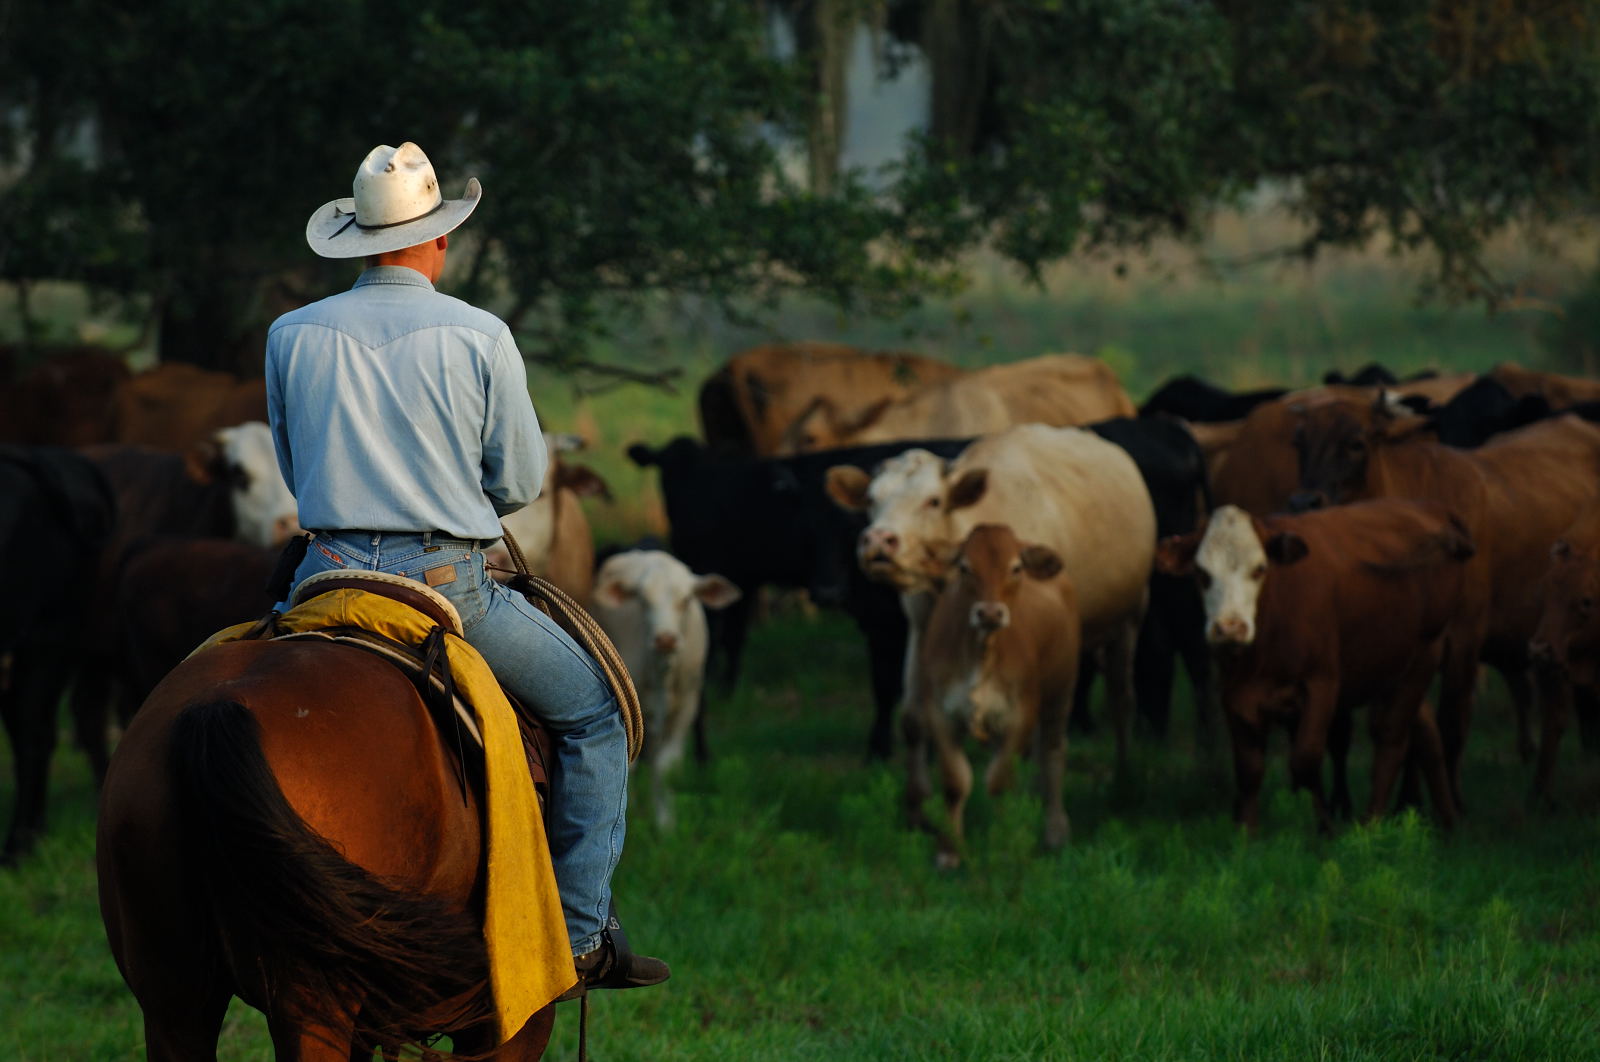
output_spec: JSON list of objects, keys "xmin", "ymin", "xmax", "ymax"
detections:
[{"xmin": 96, "ymin": 637, "xmax": 556, "ymax": 1061}]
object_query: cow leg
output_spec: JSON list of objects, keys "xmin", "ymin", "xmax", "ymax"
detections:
[
  {"xmin": 902, "ymin": 699, "xmax": 934, "ymax": 832},
  {"xmin": 857, "ymin": 610, "xmax": 908, "ymax": 761},
  {"xmin": 1576, "ymin": 686, "xmax": 1600, "ymax": 755},
  {"xmin": 1365, "ymin": 657, "xmax": 1436, "ymax": 823},
  {"xmin": 1327, "ymin": 707, "xmax": 1355, "ymax": 822},
  {"xmin": 1288, "ymin": 680, "xmax": 1337, "ymax": 834},
  {"xmin": 1407, "ymin": 701, "xmax": 1457, "ymax": 830},
  {"xmin": 934, "ymin": 735, "xmax": 973, "ymax": 870},
  {"xmin": 650, "ymin": 685, "xmax": 691, "ymax": 831},
  {"xmin": 1037, "ymin": 689, "xmax": 1073, "ymax": 850},
  {"xmin": 1530, "ymin": 666, "xmax": 1572, "ymax": 809},
  {"xmin": 1069, "ymin": 660, "xmax": 1096, "ymax": 736},
  {"xmin": 1102, "ymin": 620, "xmax": 1139, "ymax": 784},
  {"xmin": 1436, "ymin": 642, "xmax": 1479, "ymax": 815},
  {"xmin": 69, "ymin": 662, "xmax": 119, "ymax": 787},
  {"xmin": 1, "ymin": 647, "xmax": 72, "ymax": 862},
  {"xmin": 1225, "ymin": 709, "xmax": 1267, "ymax": 834},
  {"xmin": 137, "ymin": 983, "xmax": 231, "ymax": 1062},
  {"xmin": 1502, "ymin": 665, "xmax": 1537, "ymax": 763},
  {"xmin": 1132, "ymin": 600, "xmax": 1175, "ymax": 741}
]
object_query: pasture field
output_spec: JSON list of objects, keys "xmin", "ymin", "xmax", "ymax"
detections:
[
  {"xmin": 5, "ymin": 228, "xmax": 1600, "ymax": 1059},
  {"xmin": 4, "ymin": 613, "xmax": 1600, "ymax": 1060}
]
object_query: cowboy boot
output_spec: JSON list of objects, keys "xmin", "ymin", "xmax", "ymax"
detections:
[{"xmin": 556, "ymin": 900, "xmax": 670, "ymax": 1001}]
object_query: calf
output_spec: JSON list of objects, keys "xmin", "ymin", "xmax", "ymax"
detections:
[
  {"xmin": 1528, "ymin": 506, "xmax": 1600, "ymax": 774},
  {"xmin": 917, "ymin": 525, "xmax": 1078, "ymax": 868},
  {"xmin": 486, "ymin": 433, "xmax": 610, "ymax": 603},
  {"xmin": 590, "ymin": 550, "xmax": 741, "ymax": 828},
  {"xmin": 1157, "ymin": 502, "xmax": 1473, "ymax": 833}
]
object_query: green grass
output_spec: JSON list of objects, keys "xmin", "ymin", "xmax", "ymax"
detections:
[{"xmin": 6, "ymin": 612, "xmax": 1600, "ymax": 1060}]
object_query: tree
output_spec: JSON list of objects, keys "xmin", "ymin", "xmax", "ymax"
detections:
[{"xmin": 2, "ymin": 0, "xmax": 1597, "ymax": 375}]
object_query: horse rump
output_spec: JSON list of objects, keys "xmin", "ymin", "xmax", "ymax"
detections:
[{"xmin": 169, "ymin": 698, "xmax": 495, "ymax": 1051}]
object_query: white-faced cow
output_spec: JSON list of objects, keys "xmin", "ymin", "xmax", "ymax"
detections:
[
  {"xmin": 590, "ymin": 550, "xmax": 741, "ymax": 828},
  {"xmin": 827, "ymin": 423, "xmax": 1155, "ymax": 826}
]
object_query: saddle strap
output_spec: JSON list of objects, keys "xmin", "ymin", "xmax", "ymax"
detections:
[{"xmin": 500, "ymin": 525, "xmax": 644, "ymax": 764}]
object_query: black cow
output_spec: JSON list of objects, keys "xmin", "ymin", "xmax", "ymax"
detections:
[
  {"xmin": 0, "ymin": 446, "xmax": 116, "ymax": 863},
  {"xmin": 1138, "ymin": 375, "xmax": 1287, "ymax": 423},
  {"xmin": 630, "ymin": 418, "xmax": 1214, "ymax": 759}
]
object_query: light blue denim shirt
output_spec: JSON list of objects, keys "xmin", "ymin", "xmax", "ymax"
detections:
[{"xmin": 265, "ymin": 266, "xmax": 547, "ymax": 540}]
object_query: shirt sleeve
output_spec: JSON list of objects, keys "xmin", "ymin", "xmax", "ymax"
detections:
[
  {"xmin": 481, "ymin": 326, "xmax": 547, "ymax": 516},
  {"xmin": 264, "ymin": 328, "xmax": 297, "ymax": 497}
]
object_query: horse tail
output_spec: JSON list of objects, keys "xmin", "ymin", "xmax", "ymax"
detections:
[{"xmin": 169, "ymin": 699, "xmax": 494, "ymax": 1051}]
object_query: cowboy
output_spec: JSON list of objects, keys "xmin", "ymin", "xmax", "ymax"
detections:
[{"xmin": 265, "ymin": 142, "xmax": 669, "ymax": 999}]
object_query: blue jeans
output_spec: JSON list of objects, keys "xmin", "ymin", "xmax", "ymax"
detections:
[{"xmin": 290, "ymin": 531, "xmax": 625, "ymax": 956}]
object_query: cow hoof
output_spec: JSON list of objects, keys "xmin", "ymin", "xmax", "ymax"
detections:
[{"xmin": 934, "ymin": 850, "xmax": 962, "ymax": 871}]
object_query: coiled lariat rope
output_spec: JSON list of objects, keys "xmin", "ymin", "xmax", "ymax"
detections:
[{"xmin": 497, "ymin": 524, "xmax": 644, "ymax": 764}]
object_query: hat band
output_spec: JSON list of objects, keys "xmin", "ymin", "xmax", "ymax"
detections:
[{"xmin": 327, "ymin": 199, "xmax": 447, "ymax": 241}]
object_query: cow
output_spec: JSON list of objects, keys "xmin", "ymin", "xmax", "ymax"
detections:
[
  {"xmin": 914, "ymin": 524, "xmax": 1079, "ymax": 868},
  {"xmin": 1488, "ymin": 362, "xmax": 1600, "ymax": 410},
  {"xmin": 779, "ymin": 354, "xmax": 1136, "ymax": 454},
  {"xmin": 1138, "ymin": 374, "xmax": 1287, "ymax": 423},
  {"xmin": 1156, "ymin": 501, "xmax": 1472, "ymax": 833},
  {"xmin": 1323, "ymin": 365, "xmax": 1477, "ymax": 407},
  {"xmin": 113, "ymin": 362, "xmax": 269, "ymax": 451},
  {"xmin": 826, "ymin": 424, "xmax": 1155, "ymax": 826},
  {"xmin": 589, "ymin": 550, "xmax": 741, "ymax": 828},
  {"xmin": 113, "ymin": 537, "xmax": 279, "ymax": 706},
  {"xmin": 0, "ymin": 346, "xmax": 130, "ymax": 447},
  {"xmin": 485, "ymin": 434, "xmax": 611, "ymax": 603},
  {"xmin": 0, "ymin": 446, "xmax": 116, "ymax": 862},
  {"xmin": 1291, "ymin": 400, "xmax": 1600, "ymax": 806},
  {"xmin": 1422, "ymin": 375, "xmax": 1555, "ymax": 448},
  {"xmin": 70, "ymin": 424, "xmax": 300, "ymax": 783},
  {"xmin": 1527, "ymin": 507, "xmax": 1600, "ymax": 782},
  {"xmin": 631, "ymin": 419, "xmax": 1208, "ymax": 761},
  {"xmin": 698, "ymin": 341, "xmax": 962, "ymax": 456}
]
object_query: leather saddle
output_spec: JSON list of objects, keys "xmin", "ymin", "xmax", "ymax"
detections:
[{"xmin": 249, "ymin": 569, "xmax": 553, "ymax": 803}]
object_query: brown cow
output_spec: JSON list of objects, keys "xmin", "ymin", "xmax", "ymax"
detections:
[
  {"xmin": 915, "ymin": 524, "xmax": 1079, "ymax": 868},
  {"xmin": 1488, "ymin": 362, "xmax": 1600, "ymax": 410},
  {"xmin": 1528, "ymin": 505, "xmax": 1600, "ymax": 789},
  {"xmin": 1293, "ymin": 401, "xmax": 1600, "ymax": 805},
  {"xmin": 0, "ymin": 346, "xmax": 131, "ymax": 447},
  {"xmin": 783, "ymin": 354, "xmax": 1136, "ymax": 454},
  {"xmin": 114, "ymin": 363, "xmax": 268, "ymax": 451},
  {"xmin": 1157, "ymin": 501, "xmax": 1473, "ymax": 833},
  {"xmin": 699, "ymin": 342, "xmax": 962, "ymax": 456}
]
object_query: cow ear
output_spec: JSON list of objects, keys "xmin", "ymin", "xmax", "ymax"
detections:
[
  {"xmin": 839, "ymin": 397, "xmax": 894, "ymax": 436},
  {"xmin": 825, "ymin": 465, "xmax": 871, "ymax": 511},
  {"xmin": 1265, "ymin": 531, "xmax": 1309, "ymax": 566},
  {"xmin": 692, "ymin": 573, "xmax": 742, "ymax": 610},
  {"xmin": 184, "ymin": 437, "xmax": 224, "ymax": 485},
  {"xmin": 1154, "ymin": 530, "xmax": 1202, "ymax": 576},
  {"xmin": 626, "ymin": 443, "xmax": 658, "ymax": 468},
  {"xmin": 1020, "ymin": 545, "xmax": 1064, "ymax": 580},
  {"xmin": 945, "ymin": 468, "xmax": 989, "ymax": 513},
  {"xmin": 557, "ymin": 462, "xmax": 613, "ymax": 502},
  {"xmin": 594, "ymin": 579, "xmax": 631, "ymax": 608}
]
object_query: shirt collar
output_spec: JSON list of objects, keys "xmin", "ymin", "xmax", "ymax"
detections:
[{"xmin": 353, "ymin": 265, "xmax": 436, "ymax": 292}]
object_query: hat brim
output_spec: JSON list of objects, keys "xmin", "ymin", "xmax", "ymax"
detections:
[{"xmin": 305, "ymin": 177, "xmax": 482, "ymax": 259}]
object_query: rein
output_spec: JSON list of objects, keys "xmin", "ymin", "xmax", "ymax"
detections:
[{"xmin": 492, "ymin": 524, "xmax": 644, "ymax": 765}]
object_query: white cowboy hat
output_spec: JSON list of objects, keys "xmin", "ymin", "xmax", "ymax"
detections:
[{"xmin": 305, "ymin": 142, "xmax": 481, "ymax": 259}]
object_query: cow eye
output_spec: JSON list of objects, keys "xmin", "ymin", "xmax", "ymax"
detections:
[
  {"xmin": 1346, "ymin": 438, "xmax": 1367, "ymax": 456},
  {"xmin": 1196, "ymin": 569, "xmax": 1213, "ymax": 589},
  {"xmin": 1579, "ymin": 596, "xmax": 1595, "ymax": 616},
  {"xmin": 1010, "ymin": 561, "xmax": 1023, "ymax": 575},
  {"xmin": 925, "ymin": 496, "xmax": 941, "ymax": 509},
  {"xmin": 1251, "ymin": 564, "xmax": 1266, "ymax": 581}
]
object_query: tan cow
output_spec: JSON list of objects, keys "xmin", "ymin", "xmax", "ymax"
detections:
[
  {"xmin": 1488, "ymin": 362, "xmax": 1600, "ymax": 409},
  {"xmin": 699, "ymin": 341, "xmax": 962, "ymax": 456},
  {"xmin": 827, "ymin": 424, "xmax": 1155, "ymax": 824},
  {"xmin": 785, "ymin": 354, "xmax": 1135, "ymax": 454},
  {"xmin": 916, "ymin": 524, "xmax": 1080, "ymax": 868},
  {"xmin": 114, "ymin": 363, "xmax": 269, "ymax": 452},
  {"xmin": 485, "ymin": 434, "xmax": 609, "ymax": 604},
  {"xmin": 590, "ymin": 550, "xmax": 741, "ymax": 829}
]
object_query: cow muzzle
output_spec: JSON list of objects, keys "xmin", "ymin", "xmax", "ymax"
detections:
[
  {"xmin": 1207, "ymin": 615, "xmax": 1253, "ymax": 647},
  {"xmin": 653, "ymin": 631, "xmax": 680, "ymax": 654},
  {"xmin": 970, "ymin": 601, "xmax": 1009, "ymax": 632}
]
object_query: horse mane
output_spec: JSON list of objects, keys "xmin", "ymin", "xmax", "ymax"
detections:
[{"xmin": 169, "ymin": 699, "xmax": 497, "ymax": 1056}]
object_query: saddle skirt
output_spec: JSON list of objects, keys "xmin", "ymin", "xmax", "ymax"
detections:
[{"xmin": 197, "ymin": 570, "xmax": 576, "ymax": 1041}]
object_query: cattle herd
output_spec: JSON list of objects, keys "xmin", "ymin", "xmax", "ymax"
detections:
[{"xmin": 4, "ymin": 341, "xmax": 1600, "ymax": 868}]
